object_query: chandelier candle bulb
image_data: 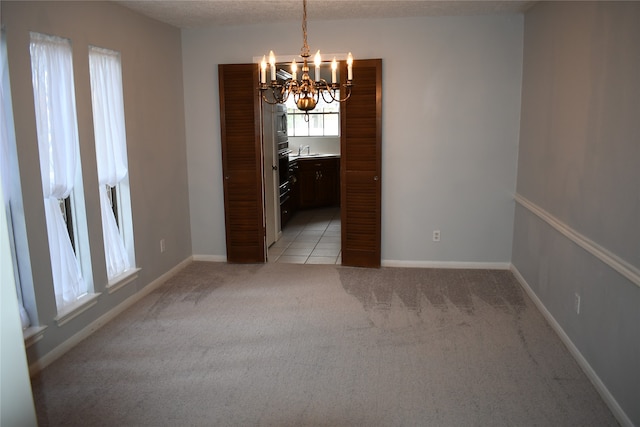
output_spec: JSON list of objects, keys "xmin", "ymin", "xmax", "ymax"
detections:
[
  {"xmin": 291, "ymin": 60, "xmax": 297, "ymax": 81},
  {"xmin": 347, "ymin": 52, "xmax": 353, "ymax": 81},
  {"xmin": 269, "ymin": 51, "xmax": 276, "ymax": 81},
  {"xmin": 260, "ymin": 56, "xmax": 267, "ymax": 84},
  {"xmin": 331, "ymin": 57, "xmax": 337, "ymax": 84},
  {"xmin": 314, "ymin": 50, "xmax": 321, "ymax": 81}
]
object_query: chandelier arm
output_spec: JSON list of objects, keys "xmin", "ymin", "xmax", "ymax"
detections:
[
  {"xmin": 260, "ymin": 94, "xmax": 281, "ymax": 105},
  {"xmin": 332, "ymin": 85, "xmax": 353, "ymax": 103},
  {"xmin": 259, "ymin": 83, "xmax": 291, "ymax": 105},
  {"xmin": 319, "ymin": 88, "xmax": 336, "ymax": 103},
  {"xmin": 336, "ymin": 90, "xmax": 352, "ymax": 103},
  {"xmin": 275, "ymin": 84, "xmax": 290, "ymax": 103},
  {"xmin": 314, "ymin": 79, "xmax": 331, "ymax": 102}
]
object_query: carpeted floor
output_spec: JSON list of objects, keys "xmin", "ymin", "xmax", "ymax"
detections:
[{"xmin": 32, "ymin": 262, "xmax": 618, "ymax": 426}]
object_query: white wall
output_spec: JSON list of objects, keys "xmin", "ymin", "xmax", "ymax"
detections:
[
  {"xmin": 182, "ymin": 15, "xmax": 523, "ymax": 265},
  {"xmin": 512, "ymin": 3, "xmax": 640, "ymax": 424},
  {"xmin": 1, "ymin": 169, "xmax": 37, "ymax": 426},
  {"xmin": 290, "ymin": 136, "xmax": 340, "ymax": 155},
  {"xmin": 3, "ymin": 1, "xmax": 191, "ymax": 369}
]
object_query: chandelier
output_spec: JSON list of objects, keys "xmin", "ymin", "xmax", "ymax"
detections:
[{"xmin": 259, "ymin": 0, "xmax": 353, "ymax": 114}]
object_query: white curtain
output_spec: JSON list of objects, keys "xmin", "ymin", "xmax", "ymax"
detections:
[
  {"xmin": 30, "ymin": 32, "xmax": 86, "ymax": 309},
  {"xmin": 89, "ymin": 47, "xmax": 130, "ymax": 279}
]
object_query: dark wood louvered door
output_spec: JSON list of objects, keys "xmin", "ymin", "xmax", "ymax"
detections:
[
  {"xmin": 340, "ymin": 59, "xmax": 382, "ymax": 267},
  {"xmin": 218, "ymin": 64, "xmax": 266, "ymax": 263}
]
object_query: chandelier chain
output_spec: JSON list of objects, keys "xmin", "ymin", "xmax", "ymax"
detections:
[{"xmin": 301, "ymin": 0, "xmax": 309, "ymax": 57}]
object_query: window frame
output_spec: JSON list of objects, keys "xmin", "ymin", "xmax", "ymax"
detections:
[
  {"xmin": 286, "ymin": 90, "xmax": 341, "ymax": 137},
  {"xmin": 88, "ymin": 45, "xmax": 137, "ymax": 287}
]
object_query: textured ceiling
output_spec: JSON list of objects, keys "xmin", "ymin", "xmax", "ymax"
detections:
[{"xmin": 117, "ymin": 0, "xmax": 535, "ymax": 29}]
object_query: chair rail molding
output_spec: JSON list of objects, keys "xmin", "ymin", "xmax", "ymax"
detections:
[{"xmin": 514, "ymin": 193, "xmax": 640, "ymax": 289}]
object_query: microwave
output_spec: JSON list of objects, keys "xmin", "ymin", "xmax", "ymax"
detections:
[{"xmin": 275, "ymin": 104, "xmax": 288, "ymax": 146}]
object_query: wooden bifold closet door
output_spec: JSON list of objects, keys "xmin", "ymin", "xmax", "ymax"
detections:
[
  {"xmin": 218, "ymin": 60, "xmax": 381, "ymax": 266},
  {"xmin": 340, "ymin": 59, "xmax": 382, "ymax": 268},
  {"xmin": 218, "ymin": 64, "xmax": 265, "ymax": 263}
]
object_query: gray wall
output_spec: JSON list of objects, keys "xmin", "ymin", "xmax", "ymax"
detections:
[
  {"xmin": 2, "ymin": 1, "xmax": 191, "ymax": 366},
  {"xmin": 182, "ymin": 15, "xmax": 523, "ymax": 267},
  {"xmin": 512, "ymin": 2, "xmax": 640, "ymax": 424}
]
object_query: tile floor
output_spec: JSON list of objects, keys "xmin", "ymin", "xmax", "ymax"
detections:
[{"xmin": 268, "ymin": 207, "xmax": 341, "ymax": 264}]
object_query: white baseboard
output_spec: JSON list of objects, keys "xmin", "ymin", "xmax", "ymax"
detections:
[
  {"xmin": 510, "ymin": 264, "xmax": 633, "ymax": 427},
  {"xmin": 28, "ymin": 256, "xmax": 194, "ymax": 376},
  {"xmin": 382, "ymin": 259, "xmax": 511, "ymax": 270},
  {"xmin": 192, "ymin": 254, "xmax": 227, "ymax": 262}
]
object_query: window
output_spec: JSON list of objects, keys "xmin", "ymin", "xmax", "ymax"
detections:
[
  {"xmin": 286, "ymin": 91, "xmax": 340, "ymax": 137},
  {"xmin": 30, "ymin": 32, "xmax": 90, "ymax": 310},
  {"xmin": 88, "ymin": 46, "xmax": 135, "ymax": 281}
]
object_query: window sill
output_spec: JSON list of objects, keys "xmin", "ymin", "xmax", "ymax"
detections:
[
  {"xmin": 106, "ymin": 268, "xmax": 140, "ymax": 294},
  {"xmin": 54, "ymin": 293, "xmax": 101, "ymax": 327},
  {"xmin": 23, "ymin": 325, "xmax": 48, "ymax": 348}
]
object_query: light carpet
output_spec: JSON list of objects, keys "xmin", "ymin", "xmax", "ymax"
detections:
[{"xmin": 32, "ymin": 262, "xmax": 618, "ymax": 426}]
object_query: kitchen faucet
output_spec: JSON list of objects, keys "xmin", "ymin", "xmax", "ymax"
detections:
[{"xmin": 298, "ymin": 145, "xmax": 310, "ymax": 155}]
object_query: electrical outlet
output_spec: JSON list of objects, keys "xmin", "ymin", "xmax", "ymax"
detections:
[
  {"xmin": 160, "ymin": 239, "xmax": 166, "ymax": 253},
  {"xmin": 574, "ymin": 292, "xmax": 580, "ymax": 314},
  {"xmin": 433, "ymin": 230, "xmax": 440, "ymax": 242}
]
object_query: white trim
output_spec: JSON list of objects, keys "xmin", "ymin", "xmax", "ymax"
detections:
[
  {"xmin": 23, "ymin": 325, "xmax": 47, "ymax": 348},
  {"xmin": 510, "ymin": 265, "xmax": 633, "ymax": 427},
  {"xmin": 54, "ymin": 293, "xmax": 101, "ymax": 327},
  {"xmin": 515, "ymin": 194, "xmax": 640, "ymax": 288},
  {"xmin": 29, "ymin": 257, "xmax": 193, "ymax": 376},
  {"xmin": 192, "ymin": 254, "xmax": 227, "ymax": 262},
  {"xmin": 382, "ymin": 259, "xmax": 511, "ymax": 270},
  {"xmin": 106, "ymin": 267, "xmax": 141, "ymax": 294}
]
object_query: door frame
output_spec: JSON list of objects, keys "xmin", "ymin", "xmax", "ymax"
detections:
[{"xmin": 219, "ymin": 61, "xmax": 381, "ymax": 265}]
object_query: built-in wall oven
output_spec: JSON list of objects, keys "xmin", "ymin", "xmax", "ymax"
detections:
[
  {"xmin": 278, "ymin": 150, "xmax": 291, "ymax": 203},
  {"xmin": 275, "ymin": 105, "xmax": 290, "ymax": 205}
]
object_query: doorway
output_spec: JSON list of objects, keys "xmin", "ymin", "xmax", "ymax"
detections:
[
  {"xmin": 266, "ymin": 66, "xmax": 343, "ymax": 264},
  {"xmin": 268, "ymin": 207, "xmax": 341, "ymax": 264},
  {"xmin": 218, "ymin": 59, "xmax": 381, "ymax": 267}
]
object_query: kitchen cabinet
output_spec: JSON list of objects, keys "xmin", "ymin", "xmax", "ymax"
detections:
[{"xmin": 297, "ymin": 157, "xmax": 340, "ymax": 209}]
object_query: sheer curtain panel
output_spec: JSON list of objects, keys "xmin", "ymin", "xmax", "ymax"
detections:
[
  {"xmin": 30, "ymin": 32, "xmax": 87, "ymax": 309},
  {"xmin": 89, "ymin": 46, "xmax": 130, "ymax": 279}
]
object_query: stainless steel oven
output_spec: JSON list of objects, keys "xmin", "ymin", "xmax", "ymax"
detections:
[
  {"xmin": 275, "ymin": 104, "xmax": 288, "ymax": 150},
  {"xmin": 278, "ymin": 148, "xmax": 290, "ymax": 187},
  {"xmin": 279, "ymin": 179, "xmax": 291, "ymax": 205},
  {"xmin": 275, "ymin": 104, "xmax": 290, "ymax": 203}
]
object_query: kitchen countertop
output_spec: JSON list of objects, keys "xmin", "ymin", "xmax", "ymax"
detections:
[{"xmin": 289, "ymin": 153, "xmax": 340, "ymax": 160}]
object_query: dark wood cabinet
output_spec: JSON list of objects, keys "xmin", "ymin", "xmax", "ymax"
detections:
[
  {"xmin": 297, "ymin": 157, "xmax": 340, "ymax": 209},
  {"xmin": 288, "ymin": 159, "xmax": 299, "ymax": 212}
]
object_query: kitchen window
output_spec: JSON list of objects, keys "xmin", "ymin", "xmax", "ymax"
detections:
[{"xmin": 286, "ymin": 91, "xmax": 340, "ymax": 137}]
